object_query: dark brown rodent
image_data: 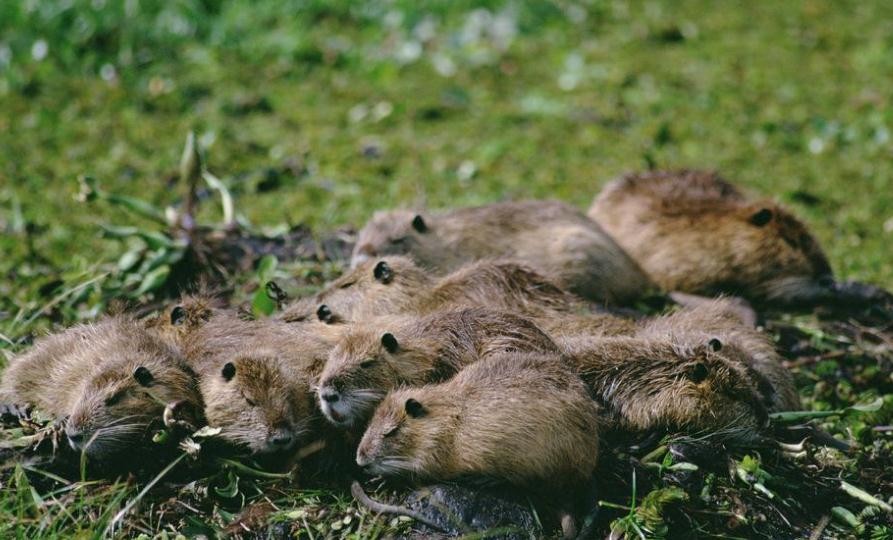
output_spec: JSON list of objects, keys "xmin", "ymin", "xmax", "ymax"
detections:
[
  {"xmin": 562, "ymin": 334, "xmax": 778, "ymax": 445},
  {"xmin": 0, "ymin": 317, "xmax": 203, "ymax": 460},
  {"xmin": 351, "ymin": 200, "xmax": 656, "ymax": 304},
  {"xmin": 279, "ymin": 256, "xmax": 591, "ymax": 326},
  {"xmin": 183, "ymin": 312, "xmax": 341, "ymax": 455},
  {"xmin": 356, "ymin": 351, "xmax": 599, "ymax": 537},
  {"xmin": 588, "ymin": 169, "xmax": 838, "ymax": 306},
  {"xmin": 317, "ymin": 307, "xmax": 561, "ymax": 429}
]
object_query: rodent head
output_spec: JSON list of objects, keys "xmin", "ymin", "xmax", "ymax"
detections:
[
  {"xmin": 304, "ymin": 257, "xmax": 430, "ymax": 323},
  {"xmin": 591, "ymin": 337, "xmax": 770, "ymax": 444},
  {"xmin": 147, "ymin": 294, "xmax": 218, "ymax": 346},
  {"xmin": 736, "ymin": 203, "xmax": 834, "ymax": 303},
  {"xmin": 200, "ymin": 353, "xmax": 315, "ymax": 455},
  {"xmin": 351, "ymin": 210, "xmax": 435, "ymax": 267},
  {"xmin": 66, "ymin": 337, "xmax": 202, "ymax": 460},
  {"xmin": 356, "ymin": 388, "xmax": 450, "ymax": 478},
  {"xmin": 318, "ymin": 328, "xmax": 429, "ymax": 430}
]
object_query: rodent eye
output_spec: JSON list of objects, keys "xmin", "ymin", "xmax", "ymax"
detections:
[
  {"xmin": 390, "ymin": 237, "xmax": 409, "ymax": 246},
  {"xmin": 338, "ymin": 280, "xmax": 356, "ymax": 290},
  {"xmin": 104, "ymin": 391, "xmax": 125, "ymax": 407},
  {"xmin": 241, "ymin": 392, "xmax": 257, "ymax": 407},
  {"xmin": 383, "ymin": 424, "xmax": 400, "ymax": 437},
  {"xmin": 360, "ymin": 359, "xmax": 376, "ymax": 369}
]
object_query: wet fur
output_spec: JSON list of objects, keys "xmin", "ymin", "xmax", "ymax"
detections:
[
  {"xmin": 317, "ymin": 308, "xmax": 561, "ymax": 428},
  {"xmin": 0, "ymin": 317, "xmax": 202, "ymax": 459},
  {"xmin": 357, "ymin": 352, "xmax": 600, "ymax": 519},
  {"xmin": 352, "ymin": 200, "xmax": 656, "ymax": 304}
]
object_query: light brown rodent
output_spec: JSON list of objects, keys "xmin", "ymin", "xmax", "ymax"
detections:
[
  {"xmin": 356, "ymin": 351, "xmax": 600, "ymax": 537},
  {"xmin": 0, "ymin": 317, "xmax": 203, "ymax": 460},
  {"xmin": 351, "ymin": 200, "xmax": 656, "ymax": 305},
  {"xmin": 636, "ymin": 297, "xmax": 800, "ymax": 413},
  {"xmin": 279, "ymin": 256, "xmax": 594, "ymax": 326},
  {"xmin": 316, "ymin": 307, "xmax": 561, "ymax": 429},
  {"xmin": 145, "ymin": 292, "xmax": 225, "ymax": 348},
  {"xmin": 562, "ymin": 334, "xmax": 777, "ymax": 445},
  {"xmin": 183, "ymin": 312, "xmax": 342, "ymax": 455},
  {"xmin": 588, "ymin": 169, "xmax": 839, "ymax": 306}
]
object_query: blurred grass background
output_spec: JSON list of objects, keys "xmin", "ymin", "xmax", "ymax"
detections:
[
  {"xmin": 2, "ymin": 0, "xmax": 892, "ymax": 310},
  {"xmin": 1, "ymin": 2, "xmax": 893, "ymax": 537}
]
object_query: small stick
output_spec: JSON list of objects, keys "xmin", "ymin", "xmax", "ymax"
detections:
[{"xmin": 350, "ymin": 480, "xmax": 448, "ymax": 532}]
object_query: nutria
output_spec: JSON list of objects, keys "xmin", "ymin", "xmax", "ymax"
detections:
[
  {"xmin": 588, "ymin": 169, "xmax": 893, "ymax": 308},
  {"xmin": 184, "ymin": 313, "xmax": 341, "ymax": 455},
  {"xmin": 316, "ymin": 307, "xmax": 560, "ymax": 429},
  {"xmin": 351, "ymin": 200, "xmax": 656, "ymax": 304},
  {"xmin": 561, "ymin": 334, "xmax": 776, "ymax": 445},
  {"xmin": 0, "ymin": 317, "xmax": 203, "ymax": 460},
  {"xmin": 356, "ymin": 351, "xmax": 600, "ymax": 538},
  {"xmin": 145, "ymin": 292, "xmax": 226, "ymax": 348},
  {"xmin": 277, "ymin": 257, "xmax": 431, "ymax": 324},
  {"xmin": 637, "ymin": 297, "xmax": 800, "ymax": 412},
  {"xmin": 279, "ymin": 256, "xmax": 592, "ymax": 327}
]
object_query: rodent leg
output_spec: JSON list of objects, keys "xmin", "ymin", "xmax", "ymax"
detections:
[{"xmin": 350, "ymin": 480, "xmax": 448, "ymax": 532}]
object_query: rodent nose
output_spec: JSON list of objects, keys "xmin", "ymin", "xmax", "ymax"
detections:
[
  {"xmin": 356, "ymin": 447, "xmax": 369, "ymax": 467},
  {"xmin": 66, "ymin": 430, "xmax": 85, "ymax": 449},
  {"xmin": 321, "ymin": 388, "xmax": 340, "ymax": 403},
  {"xmin": 270, "ymin": 429, "xmax": 294, "ymax": 448}
]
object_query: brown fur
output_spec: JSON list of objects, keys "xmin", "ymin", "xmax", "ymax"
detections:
[
  {"xmin": 563, "ymin": 334, "xmax": 775, "ymax": 445},
  {"xmin": 317, "ymin": 308, "xmax": 560, "ymax": 429},
  {"xmin": 589, "ymin": 170, "xmax": 834, "ymax": 305},
  {"xmin": 184, "ymin": 313, "xmax": 341, "ymax": 454},
  {"xmin": 145, "ymin": 292, "xmax": 226, "ymax": 348},
  {"xmin": 279, "ymin": 256, "xmax": 593, "ymax": 328},
  {"xmin": 352, "ymin": 200, "xmax": 656, "ymax": 304},
  {"xmin": 0, "ymin": 317, "xmax": 202, "ymax": 459},
  {"xmin": 356, "ymin": 351, "xmax": 599, "ymax": 532},
  {"xmin": 636, "ymin": 298, "xmax": 800, "ymax": 412}
]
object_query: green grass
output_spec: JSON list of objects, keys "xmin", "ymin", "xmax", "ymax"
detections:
[{"xmin": 1, "ymin": 0, "xmax": 893, "ymax": 537}]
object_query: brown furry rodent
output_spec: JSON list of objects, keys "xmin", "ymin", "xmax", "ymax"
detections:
[
  {"xmin": 0, "ymin": 317, "xmax": 203, "ymax": 460},
  {"xmin": 279, "ymin": 256, "xmax": 589, "ymax": 326},
  {"xmin": 351, "ymin": 200, "xmax": 656, "ymax": 304},
  {"xmin": 588, "ymin": 169, "xmax": 890, "ymax": 308},
  {"xmin": 184, "ymin": 312, "xmax": 341, "ymax": 455},
  {"xmin": 317, "ymin": 307, "xmax": 560, "ymax": 429},
  {"xmin": 356, "ymin": 351, "xmax": 599, "ymax": 537},
  {"xmin": 562, "ymin": 334, "xmax": 776, "ymax": 445},
  {"xmin": 145, "ymin": 292, "xmax": 225, "ymax": 348}
]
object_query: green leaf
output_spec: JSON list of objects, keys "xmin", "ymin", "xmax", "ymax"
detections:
[
  {"xmin": 105, "ymin": 193, "xmax": 168, "ymax": 225},
  {"xmin": 252, "ymin": 288, "xmax": 276, "ymax": 317},
  {"xmin": 134, "ymin": 265, "xmax": 171, "ymax": 296},
  {"xmin": 257, "ymin": 254, "xmax": 278, "ymax": 283},
  {"xmin": 840, "ymin": 481, "xmax": 893, "ymax": 513},
  {"xmin": 117, "ymin": 249, "xmax": 143, "ymax": 272},
  {"xmin": 214, "ymin": 470, "xmax": 240, "ymax": 498}
]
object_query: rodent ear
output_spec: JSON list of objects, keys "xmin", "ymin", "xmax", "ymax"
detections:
[
  {"xmin": 687, "ymin": 362, "xmax": 709, "ymax": 384},
  {"xmin": 317, "ymin": 304, "xmax": 334, "ymax": 323},
  {"xmin": 708, "ymin": 338, "xmax": 723, "ymax": 352},
  {"xmin": 373, "ymin": 261, "xmax": 394, "ymax": 284},
  {"xmin": 749, "ymin": 208, "xmax": 774, "ymax": 227},
  {"xmin": 170, "ymin": 306, "xmax": 187, "ymax": 326},
  {"xmin": 221, "ymin": 362, "xmax": 236, "ymax": 382},
  {"xmin": 133, "ymin": 366, "xmax": 154, "ymax": 387},
  {"xmin": 411, "ymin": 214, "xmax": 428, "ymax": 233},
  {"xmin": 381, "ymin": 332, "xmax": 399, "ymax": 354},
  {"xmin": 404, "ymin": 398, "xmax": 426, "ymax": 418}
]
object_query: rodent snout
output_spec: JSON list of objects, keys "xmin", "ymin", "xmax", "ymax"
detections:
[
  {"xmin": 268, "ymin": 427, "xmax": 294, "ymax": 449},
  {"xmin": 66, "ymin": 427, "xmax": 86, "ymax": 451},
  {"xmin": 320, "ymin": 388, "xmax": 340, "ymax": 403}
]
